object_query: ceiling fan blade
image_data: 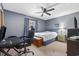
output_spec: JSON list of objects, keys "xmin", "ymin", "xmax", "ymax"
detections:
[
  {"xmin": 41, "ymin": 13, "xmax": 44, "ymax": 16},
  {"xmin": 45, "ymin": 12, "xmax": 51, "ymax": 16},
  {"xmin": 35, "ymin": 12, "xmax": 42, "ymax": 13},
  {"xmin": 41, "ymin": 7, "xmax": 44, "ymax": 11},
  {"xmin": 46, "ymin": 8, "xmax": 55, "ymax": 12}
]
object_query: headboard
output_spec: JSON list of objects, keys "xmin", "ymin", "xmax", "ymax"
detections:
[{"xmin": 67, "ymin": 29, "xmax": 79, "ymax": 38}]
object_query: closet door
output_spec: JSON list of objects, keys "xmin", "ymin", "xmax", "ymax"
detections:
[{"xmin": 0, "ymin": 10, "xmax": 4, "ymax": 27}]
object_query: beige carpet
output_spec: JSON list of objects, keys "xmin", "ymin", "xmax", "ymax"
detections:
[
  {"xmin": 38, "ymin": 41, "xmax": 67, "ymax": 56},
  {"xmin": 0, "ymin": 41, "xmax": 67, "ymax": 56}
]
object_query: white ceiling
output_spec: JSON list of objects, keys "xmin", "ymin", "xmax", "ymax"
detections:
[{"xmin": 1, "ymin": 3, "xmax": 79, "ymax": 20}]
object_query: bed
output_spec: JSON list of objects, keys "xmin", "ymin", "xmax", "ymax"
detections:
[{"xmin": 35, "ymin": 31, "xmax": 57, "ymax": 45}]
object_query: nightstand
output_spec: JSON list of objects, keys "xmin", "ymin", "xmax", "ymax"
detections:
[
  {"xmin": 57, "ymin": 34, "xmax": 66, "ymax": 42},
  {"xmin": 32, "ymin": 37, "xmax": 43, "ymax": 47},
  {"xmin": 57, "ymin": 28, "xmax": 67, "ymax": 42}
]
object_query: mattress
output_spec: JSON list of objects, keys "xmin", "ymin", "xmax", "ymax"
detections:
[{"xmin": 35, "ymin": 31, "xmax": 57, "ymax": 41}]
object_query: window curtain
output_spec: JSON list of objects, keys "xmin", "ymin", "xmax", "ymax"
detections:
[{"xmin": 23, "ymin": 18, "xmax": 29, "ymax": 36}]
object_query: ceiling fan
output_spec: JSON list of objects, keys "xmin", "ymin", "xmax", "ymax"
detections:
[
  {"xmin": 36, "ymin": 7, "xmax": 54, "ymax": 17},
  {"xmin": 36, "ymin": 3, "xmax": 59, "ymax": 17}
]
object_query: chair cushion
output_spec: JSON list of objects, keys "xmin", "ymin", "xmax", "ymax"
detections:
[
  {"xmin": 0, "ymin": 26, "xmax": 6, "ymax": 42},
  {"xmin": 0, "ymin": 36, "xmax": 24, "ymax": 48}
]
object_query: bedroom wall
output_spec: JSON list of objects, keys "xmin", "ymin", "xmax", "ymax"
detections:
[
  {"xmin": 46, "ymin": 11, "xmax": 79, "ymax": 31},
  {"xmin": 4, "ymin": 10, "xmax": 26, "ymax": 37},
  {"xmin": 4, "ymin": 10, "xmax": 45, "ymax": 37},
  {"xmin": 37, "ymin": 20, "xmax": 46, "ymax": 32},
  {"xmin": 0, "ymin": 4, "xmax": 1, "ymax": 10}
]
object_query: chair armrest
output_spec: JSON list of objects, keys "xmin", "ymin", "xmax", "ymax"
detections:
[
  {"xmin": 19, "ymin": 36, "xmax": 28, "ymax": 39},
  {"xmin": 19, "ymin": 36, "xmax": 32, "ymax": 43},
  {"xmin": 19, "ymin": 35, "xmax": 34, "ymax": 44}
]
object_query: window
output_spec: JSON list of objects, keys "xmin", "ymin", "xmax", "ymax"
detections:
[{"xmin": 29, "ymin": 20, "xmax": 36, "ymax": 30}]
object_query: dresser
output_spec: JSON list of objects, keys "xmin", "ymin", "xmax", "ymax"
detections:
[
  {"xmin": 32, "ymin": 37, "xmax": 43, "ymax": 47},
  {"xmin": 67, "ymin": 39, "xmax": 79, "ymax": 56}
]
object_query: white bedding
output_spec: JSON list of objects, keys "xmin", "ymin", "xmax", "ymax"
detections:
[
  {"xmin": 35, "ymin": 31, "xmax": 57, "ymax": 41},
  {"xmin": 69, "ymin": 36, "xmax": 79, "ymax": 40}
]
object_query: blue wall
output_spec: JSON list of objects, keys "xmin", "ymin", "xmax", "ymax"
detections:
[
  {"xmin": 4, "ymin": 10, "xmax": 46, "ymax": 37},
  {"xmin": 37, "ymin": 20, "xmax": 46, "ymax": 32},
  {"xmin": 46, "ymin": 11, "xmax": 79, "ymax": 31},
  {"xmin": 4, "ymin": 10, "xmax": 26, "ymax": 37}
]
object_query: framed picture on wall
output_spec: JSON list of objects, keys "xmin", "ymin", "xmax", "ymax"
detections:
[{"xmin": 55, "ymin": 24, "xmax": 59, "ymax": 27}]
